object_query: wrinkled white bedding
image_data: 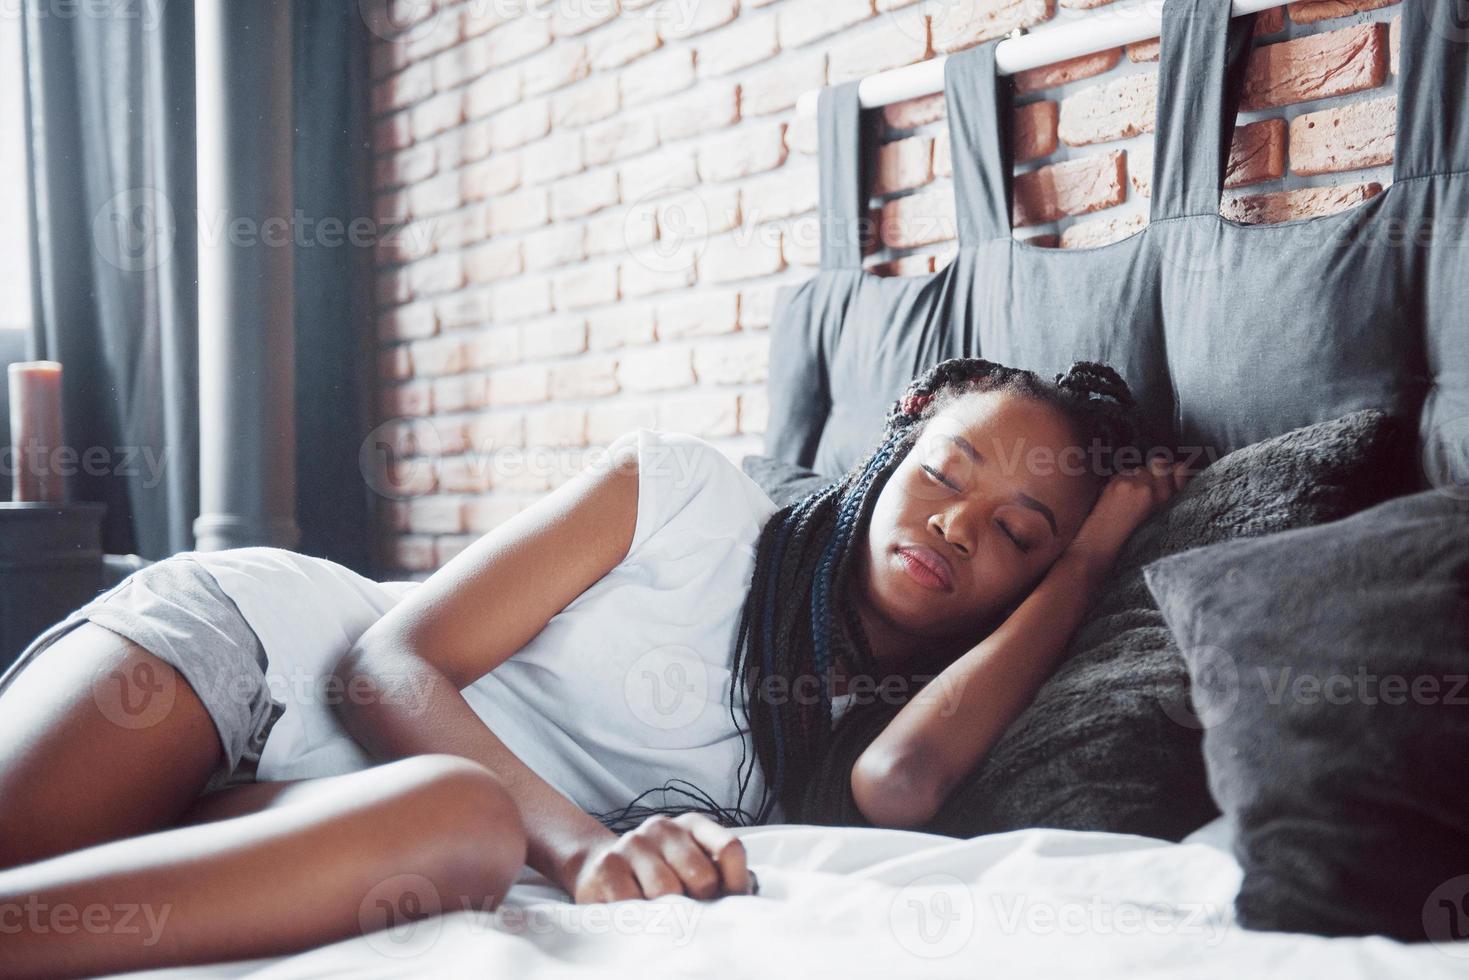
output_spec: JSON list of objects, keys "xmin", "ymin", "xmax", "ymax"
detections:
[{"xmin": 109, "ymin": 817, "xmax": 1467, "ymax": 979}]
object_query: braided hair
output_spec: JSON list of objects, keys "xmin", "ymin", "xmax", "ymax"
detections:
[
  {"xmin": 726, "ymin": 357, "xmax": 1154, "ymax": 826},
  {"xmin": 590, "ymin": 357, "xmax": 1152, "ymax": 832}
]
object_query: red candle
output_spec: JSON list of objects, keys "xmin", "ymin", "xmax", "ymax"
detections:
[{"xmin": 9, "ymin": 361, "xmax": 66, "ymax": 503}]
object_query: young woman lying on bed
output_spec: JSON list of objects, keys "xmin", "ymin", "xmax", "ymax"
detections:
[{"xmin": 0, "ymin": 356, "xmax": 1189, "ymax": 976}]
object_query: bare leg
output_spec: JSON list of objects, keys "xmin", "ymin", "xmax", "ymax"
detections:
[{"xmin": 0, "ymin": 624, "xmax": 527, "ymax": 978}]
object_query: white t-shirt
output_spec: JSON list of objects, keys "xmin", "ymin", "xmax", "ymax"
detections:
[{"xmin": 189, "ymin": 427, "xmax": 782, "ymax": 824}]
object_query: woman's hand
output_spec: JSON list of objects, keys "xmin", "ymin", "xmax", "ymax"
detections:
[
  {"xmin": 1066, "ymin": 452, "xmax": 1192, "ymax": 567},
  {"xmin": 568, "ymin": 813, "xmax": 753, "ymax": 903}
]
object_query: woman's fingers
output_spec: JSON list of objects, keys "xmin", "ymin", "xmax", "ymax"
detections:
[
  {"xmin": 640, "ymin": 816, "xmax": 723, "ymax": 899},
  {"xmin": 674, "ymin": 813, "xmax": 752, "ymax": 896},
  {"xmin": 574, "ymin": 847, "xmax": 642, "ymax": 903}
]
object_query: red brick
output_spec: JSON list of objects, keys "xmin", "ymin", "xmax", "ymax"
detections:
[
  {"xmin": 521, "ymin": 316, "xmax": 588, "ymax": 359},
  {"xmin": 431, "ymin": 373, "xmax": 489, "ymax": 413},
  {"xmin": 1015, "ymin": 46, "xmax": 1122, "ymax": 94},
  {"xmin": 489, "ymin": 187, "xmax": 550, "ymax": 235},
  {"xmin": 550, "ymin": 356, "xmax": 621, "ymax": 399},
  {"xmin": 879, "ymin": 187, "xmax": 957, "ymax": 249},
  {"xmin": 462, "ymin": 155, "xmax": 521, "ymax": 201},
  {"xmin": 866, "ymin": 253, "xmax": 936, "ymax": 277},
  {"xmin": 411, "ymin": 91, "xmax": 463, "ymax": 141},
  {"xmin": 1241, "ymin": 23, "xmax": 1388, "ymax": 111},
  {"xmin": 584, "ymin": 113, "xmax": 660, "ymax": 166},
  {"xmin": 587, "ymin": 401, "xmax": 658, "ymax": 443},
  {"xmin": 778, "ymin": 0, "xmax": 875, "ymax": 49},
  {"xmin": 658, "ymin": 84, "xmax": 740, "ymax": 143},
  {"xmin": 588, "ymin": 306, "xmax": 657, "ymax": 349},
  {"xmin": 741, "ymin": 50, "xmax": 826, "ymax": 116},
  {"xmin": 437, "ymin": 291, "xmax": 492, "ymax": 331},
  {"xmin": 741, "ymin": 165, "xmax": 818, "ymax": 222},
  {"xmin": 884, "ymin": 93, "xmax": 946, "ymax": 131},
  {"xmin": 1059, "ymin": 211, "xmax": 1147, "ymax": 249},
  {"xmin": 522, "ymin": 223, "xmax": 587, "ymax": 271},
  {"xmin": 697, "ymin": 122, "xmax": 788, "ymax": 182},
  {"xmin": 618, "ymin": 345, "xmax": 696, "ymax": 392},
  {"xmin": 875, "ymin": 136, "xmax": 934, "ymax": 195},
  {"xmin": 657, "ymin": 290, "xmax": 740, "ymax": 339},
  {"xmin": 522, "ymin": 131, "xmax": 585, "ymax": 186},
  {"xmin": 380, "ymin": 379, "xmax": 433, "ymax": 418},
  {"xmin": 376, "ymin": 62, "xmax": 434, "ymax": 114},
  {"xmin": 522, "ymin": 42, "xmax": 590, "ymax": 95},
  {"xmin": 1288, "ymin": 0, "xmax": 1397, "ymax": 25},
  {"xmin": 1256, "ymin": 7, "xmax": 1287, "ymax": 35},
  {"xmin": 1015, "ymin": 100, "xmax": 1059, "ymax": 163},
  {"xmin": 662, "ymin": 0, "xmax": 739, "ymax": 39},
  {"xmin": 738, "ymin": 388, "xmax": 769, "ymax": 434},
  {"xmin": 622, "ymin": 48, "xmax": 696, "ymax": 106},
  {"xmin": 590, "ymin": 19, "xmax": 662, "ymax": 70},
  {"xmin": 488, "ymin": 364, "xmax": 551, "ymax": 405},
  {"xmin": 553, "ymin": 261, "xmax": 619, "ymax": 310},
  {"xmin": 409, "ymin": 335, "xmax": 466, "ymax": 377},
  {"xmin": 490, "ymin": 99, "xmax": 552, "ymax": 150},
  {"xmin": 828, "ymin": 12, "xmax": 930, "ymax": 84},
  {"xmin": 700, "ymin": 230, "xmax": 785, "ymax": 284},
  {"xmin": 379, "ymin": 345, "xmax": 413, "ymax": 381},
  {"xmin": 552, "ymin": 76, "xmax": 620, "ymax": 127},
  {"xmin": 1289, "ymin": 96, "xmax": 1395, "ymax": 175},
  {"xmin": 656, "ymin": 392, "xmax": 739, "ymax": 437},
  {"xmin": 692, "ymin": 336, "xmax": 769, "ymax": 385},
  {"xmin": 408, "ymin": 496, "xmax": 464, "ymax": 534},
  {"xmin": 465, "ymin": 325, "xmax": 521, "ymax": 370},
  {"xmin": 464, "ymin": 239, "xmax": 524, "ymax": 284},
  {"xmin": 1126, "ymin": 39, "xmax": 1159, "ymax": 64},
  {"xmin": 1225, "ymin": 118, "xmax": 1287, "ymax": 188},
  {"xmin": 696, "ymin": 14, "xmax": 780, "ymax": 77},
  {"xmin": 464, "ymin": 497, "xmax": 525, "ymax": 534},
  {"xmin": 374, "ymin": 111, "xmax": 413, "ymax": 154},
  {"xmin": 931, "ymin": 0, "xmax": 1055, "ymax": 55},
  {"xmin": 486, "ymin": 16, "xmax": 553, "ymax": 66},
  {"xmin": 1013, "ymin": 150, "xmax": 1127, "ymax": 227},
  {"xmin": 551, "ymin": 168, "xmax": 620, "ymax": 220},
  {"xmin": 1222, "ymin": 181, "xmax": 1383, "ymax": 224},
  {"xmin": 1058, "ymin": 71, "xmax": 1157, "ymax": 146},
  {"xmin": 495, "ymin": 274, "xmax": 554, "ymax": 322},
  {"xmin": 620, "ymin": 147, "xmax": 699, "ymax": 202},
  {"xmin": 465, "ymin": 66, "xmax": 521, "ymax": 120},
  {"xmin": 551, "ymin": 3, "xmax": 620, "ymax": 38}
]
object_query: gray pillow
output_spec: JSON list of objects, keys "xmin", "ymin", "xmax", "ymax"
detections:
[
  {"xmin": 740, "ymin": 454, "xmax": 834, "ymax": 507},
  {"xmin": 1141, "ymin": 488, "xmax": 1469, "ymax": 942},
  {"xmin": 799, "ymin": 409, "xmax": 1415, "ymax": 840}
]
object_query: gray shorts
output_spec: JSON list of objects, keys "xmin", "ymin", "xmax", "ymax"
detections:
[{"xmin": 0, "ymin": 553, "xmax": 285, "ymax": 796}]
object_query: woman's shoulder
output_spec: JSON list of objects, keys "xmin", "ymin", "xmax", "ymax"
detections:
[{"xmin": 624, "ymin": 427, "xmax": 780, "ymax": 558}]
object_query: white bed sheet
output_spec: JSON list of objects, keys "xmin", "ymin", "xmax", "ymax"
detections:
[{"xmin": 108, "ymin": 817, "xmax": 1467, "ymax": 979}]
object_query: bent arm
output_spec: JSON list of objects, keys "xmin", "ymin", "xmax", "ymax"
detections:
[
  {"xmin": 330, "ymin": 432, "xmax": 642, "ymax": 894},
  {"xmin": 850, "ymin": 548, "xmax": 1116, "ymax": 829}
]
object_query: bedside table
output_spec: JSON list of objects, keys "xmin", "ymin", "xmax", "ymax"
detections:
[{"xmin": 0, "ymin": 501, "xmax": 107, "ymax": 672}]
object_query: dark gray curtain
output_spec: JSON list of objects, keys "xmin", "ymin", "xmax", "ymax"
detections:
[{"xmin": 22, "ymin": 0, "xmax": 374, "ymax": 574}]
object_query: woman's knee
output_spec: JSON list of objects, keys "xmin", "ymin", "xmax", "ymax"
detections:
[{"xmin": 375, "ymin": 754, "xmax": 527, "ymax": 905}]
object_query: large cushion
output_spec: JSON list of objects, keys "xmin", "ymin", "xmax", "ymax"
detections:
[
  {"xmin": 1141, "ymin": 489, "xmax": 1469, "ymax": 941},
  {"xmin": 798, "ymin": 409, "xmax": 1415, "ymax": 840}
]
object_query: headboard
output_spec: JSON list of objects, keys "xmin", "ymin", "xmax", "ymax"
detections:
[{"xmin": 762, "ymin": 0, "xmax": 1465, "ymax": 502}]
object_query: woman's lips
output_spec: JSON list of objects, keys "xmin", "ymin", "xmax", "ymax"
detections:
[{"xmin": 895, "ymin": 545, "xmax": 954, "ymax": 593}]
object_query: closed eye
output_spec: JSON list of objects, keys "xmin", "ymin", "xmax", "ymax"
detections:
[
  {"xmin": 998, "ymin": 521, "xmax": 1031, "ymax": 554},
  {"xmin": 920, "ymin": 463, "xmax": 960, "ymax": 491}
]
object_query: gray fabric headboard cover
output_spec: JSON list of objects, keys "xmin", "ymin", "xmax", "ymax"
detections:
[{"xmin": 762, "ymin": 0, "xmax": 1465, "ymax": 501}]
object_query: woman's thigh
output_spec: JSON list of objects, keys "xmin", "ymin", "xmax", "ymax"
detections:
[{"xmin": 0, "ymin": 622, "xmax": 223, "ymax": 869}]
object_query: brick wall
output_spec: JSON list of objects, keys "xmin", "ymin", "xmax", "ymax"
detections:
[{"xmin": 368, "ymin": 0, "xmax": 1404, "ymax": 578}]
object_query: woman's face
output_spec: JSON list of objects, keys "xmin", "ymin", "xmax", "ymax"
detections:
[{"xmin": 855, "ymin": 390, "xmax": 1102, "ymax": 664}]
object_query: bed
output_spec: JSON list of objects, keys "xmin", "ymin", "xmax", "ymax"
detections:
[{"xmin": 111, "ymin": 817, "xmax": 1469, "ymax": 978}]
